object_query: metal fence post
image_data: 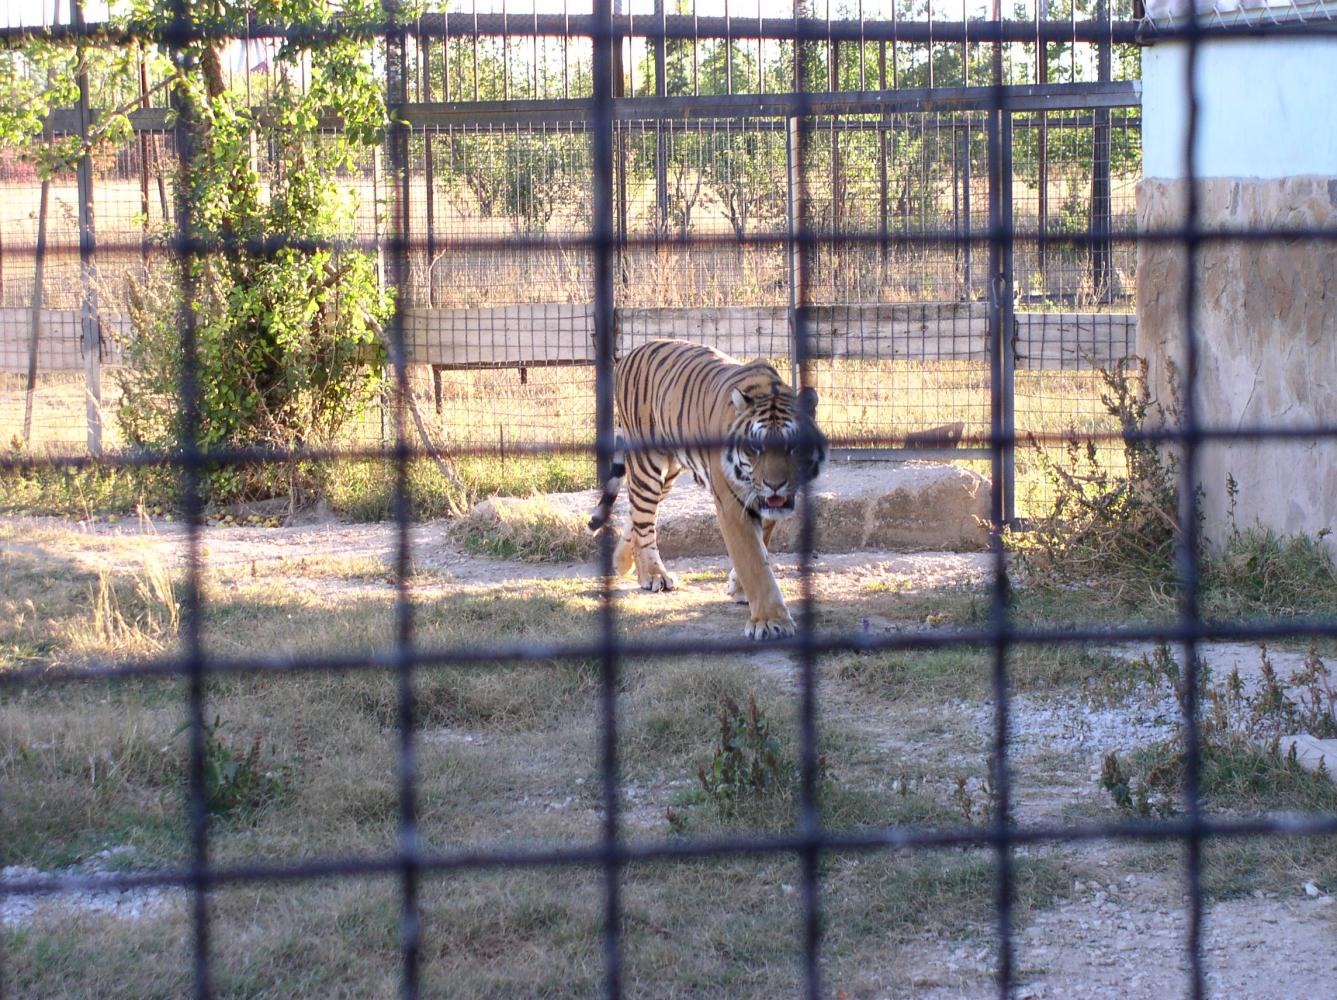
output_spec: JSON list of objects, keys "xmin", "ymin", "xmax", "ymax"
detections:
[
  {"xmin": 961, "ymin": 122, "xmax": 972, "ymax": 297},
  {"xmin": 1091, "ymin": 0, "xmax": 1114, "ymax": 302},
  {"xmin": 22, "ymin": 176, "xmax": 50, "ymax": 447},
  {"xmin": 382, "ymin": 3, "xmax": 422, "ymax": 994},
  {"xmin": 654, "ymin": 0, "xmax": 668, "ymax": 238},
  {"xmin": 73, "ymin": 0, "xmax": 102, "ymax": 457},
  {"xmin": 988, "ymin": 107, "xmax": 1017, "ymax": 528},
  {"xmin": 1001, "ymin": 110, "xmax": 1015, "ymax": 525},
  {"xmin": 786, "ymin": 113, "xmax": 802, "ymax": 392}
]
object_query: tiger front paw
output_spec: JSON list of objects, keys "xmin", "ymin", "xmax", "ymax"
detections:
[
  {"xmin": 639, "ymin": 569, "xmax": 679, "ymax": 593},
  {"xmin": 725, "ymin": 568, "xmax": 749, "ymax": 604},
  {"xmin": 744, "ymin": 606, "xmax": 796, "ymax": 641},
  {"xmin": 633, "ymin": 548, "xmax": 678, "ymax": 592}
]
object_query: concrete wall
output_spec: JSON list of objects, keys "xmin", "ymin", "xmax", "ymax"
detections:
[{"xmin": 1138, "ymin": 33, "xmax": 1337, "ymax": 550}]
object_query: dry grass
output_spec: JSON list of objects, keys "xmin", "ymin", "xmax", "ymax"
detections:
[
  {"xmin": 5, "ymin": 516, "xmax": 1336, "ymax": 996},
  {"xmin": 1, "ymin": 518, "xmax": 1089, "ymax": 998},
  {"xmin": 3, "ymin": 341, "xmax": 1123, "ymax": 525},
  {"xmin": 453, "ymin": 494, "xmax": 593, "ymax": 563}
]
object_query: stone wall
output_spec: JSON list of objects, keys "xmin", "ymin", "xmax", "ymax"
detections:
[{"xmin": 1137, "ymin": 177, "xmax": 1337, "ymax": 550}]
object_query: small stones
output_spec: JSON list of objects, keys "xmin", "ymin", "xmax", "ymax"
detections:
[{"xmin": 1, "ymin": 854, "xmax": 177, "ymax": 929}]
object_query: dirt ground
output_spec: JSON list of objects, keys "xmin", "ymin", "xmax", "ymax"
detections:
[{"xmin": 3, "ymin": 514, "xmax": 1336, "ymax": 999}]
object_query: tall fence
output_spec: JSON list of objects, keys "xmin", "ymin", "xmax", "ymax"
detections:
[
  {"xmin": 9, "ymin": 4, "xmax": 1333, "ymax": 999},
  {"xmin": 1, "ymin": 7, "xmax": 1140, "ymax": 526}
]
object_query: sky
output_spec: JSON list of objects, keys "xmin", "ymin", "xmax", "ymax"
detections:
[{"xmin": 5, "ymin": 0, "xmax": 112, "ymax": 27}]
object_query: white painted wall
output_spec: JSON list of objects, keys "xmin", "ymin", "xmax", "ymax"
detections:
[{"xmin": 1143, "ymin": 37, "xmax": 1337, "ymax": 179}]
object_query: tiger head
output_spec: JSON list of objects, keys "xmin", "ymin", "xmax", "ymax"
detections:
[{"xmin": 724, "ymin": 379, "xmax": 826, "ymax": 521}]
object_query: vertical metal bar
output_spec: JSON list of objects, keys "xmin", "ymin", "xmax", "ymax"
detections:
[
  {"xmin": 891, "ymin": 0, "xmax": 899, "ymax": 87},
  {"xmin": 383, "ymin": 4, "xmax": 421, "ymax": 996},
  {"xmin": 792, "ymin": 7, "xmax": 824, "ymax": 999},
  {"xmin": 828, "ymin": 40, "xmax": 841, "ymax": 246},
  {"xmin": 1091, "ymin": 0, "xmax": 1113, "ymax": 302},
  {"xmin": 1000, "ymin": 113, "xmax": 1015, "ymax": 527},
  {"xmin": 73, "ymin": 0, "xmax": 101, "ymax": 457},
  {"xmin": 502, "ymin": 0, "xmax": 510, "ymax": 101},
  {"xmin": 442, "ymin": 10, "xmax": 450, "ymax": 102},
  {"xmin": 986, "ymin": 2, "xmax": 1016, "ymax": 994},
  {"xmin": 692, "ymin": 3, "xmax": 698, "ymax": 95},
  {"xmin": 725, "ymin": 0, "xmax": 734, "ymax": 94},
  {"xmin": 786, "ymin": 118, "xmax": 801, "ymax": 392},
  {"xmin": 758, "ymin": 0, "xmax": 764, "ymax": 93},
  {"xmin": 654, "ymin": 0, "xmax": 668, "ymax": 238},
  {"xmin": 165, "ymin": 0, "xmax": 211, "ymax": 992},
  {"xmin": 961, "ymin": 122, "xmax": 971, "ymax": 295},
  {"xmin": 139, "ymin": 50, "xmax": 153, "ymax": 262},
  {"xmin": 423, "ymin": 32, "xmax": 436, "ymax": 297},
  {"xmin": 1179, "ymin": 5, "xmax": 1207, "ymax": 998},
  {"xmin": 590, "ymin": 1, "xmax": 624, "ymax": 996},
  {"xmin": 626, "ymin": 4, "xmax": 635, "ymax": 99},
  {"xmin": 1036, "ymin": 0, "xmax": 1048, "ymax": 291},
  {"xmin": 961, "ymin": 0, "xmax": 969, "ymax": 87},
  {"xmin": 22, "ymin": 176, "xmax": 50, "ymax": 447},
  {"xmin": 858, "ymin": 0, "xmax": 865, "ymax": 90},
  {"xmin": 927, "ymin": 0, "xmax": 934, "ymax": 89},
  {"xmin": 612, "ymin": 3, "xmax": 627, "ymax": 283},
  {"xmin": 878, "ymin": 40, "xmax": 888, "ymax": 274}
]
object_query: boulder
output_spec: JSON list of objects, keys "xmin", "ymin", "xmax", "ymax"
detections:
[{"xmin": 549, "ymin": 460, "xmax": 992, "ymax": 556}]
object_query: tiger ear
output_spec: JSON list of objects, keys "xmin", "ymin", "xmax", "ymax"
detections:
[
  {"xmin": 730, "ymin": 387, "xmax": 751, "ymax": 415},
  {"xmin": 798, "ymin": 386, "xmax": 819, "ymax": 417}
]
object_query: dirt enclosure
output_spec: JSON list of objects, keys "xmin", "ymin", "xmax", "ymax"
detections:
[{"xmin": 2, "ymin": 513, "xmax": 1336, "ymax": 999}]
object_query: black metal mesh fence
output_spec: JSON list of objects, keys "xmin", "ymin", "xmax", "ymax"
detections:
[{"xmin": 3, "ymin": 2, "xmax": 1337, "ymax": 998}]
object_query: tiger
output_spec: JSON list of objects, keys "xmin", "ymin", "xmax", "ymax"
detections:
[{"xmin": 587, "ymin": 339, "xmax": 826, "ymax": 640}]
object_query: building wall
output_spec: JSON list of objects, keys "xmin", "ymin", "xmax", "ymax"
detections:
[
  {"xmin": 1137, "ymin": 37, "xmax": 1337, "ymax": 550},
  {"xmin": 1142, "ymin": 39, "xmax": 1337, "ymax": 181}
]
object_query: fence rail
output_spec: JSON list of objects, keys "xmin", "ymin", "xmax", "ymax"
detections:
[{"xmin": 1, "ymin": 304, "xmax": 1134, "ymax": 374}]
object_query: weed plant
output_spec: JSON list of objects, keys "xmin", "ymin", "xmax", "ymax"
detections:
[
  {"xmin": 178, "ymin": 715, "xmax": 287, "ymax": 819},
  {"xmin": 1100, "ymin": 643, "xmax": 1337, "ymax": 819},
  {"xmin": 1009, "ymin": 359, "xmax": 1188, "ymax": 605},
  {"xmin": 1203, "ymin": 482, "xmax": 1337, "ymax": 620},
  {"xmin": 668, "ymin": 694, "xmax": 824, "ymax": 831}
]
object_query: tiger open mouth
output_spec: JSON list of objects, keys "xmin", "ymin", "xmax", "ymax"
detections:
[{"xmin": 761, "ymin": 494, "xmax": 794, "ymax": 514}]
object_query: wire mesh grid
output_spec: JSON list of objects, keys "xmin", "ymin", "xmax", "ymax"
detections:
[{"xmin": 3, "ymin": 2, "xmax": 1337, "ymax": 998}]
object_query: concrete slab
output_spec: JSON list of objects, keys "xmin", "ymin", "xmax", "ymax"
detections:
[
  {"xmin": 1279, "ymin": 735, "xmax": 1337, "ymax": 784},
  {"xmin": 547, "ymin": 460, "xmax": 991, "ymax": 557}
]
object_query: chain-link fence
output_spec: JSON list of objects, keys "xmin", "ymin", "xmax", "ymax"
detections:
[{"xmin": 4, "ymin": 1, "xmax": 1336, "ymax": 998}]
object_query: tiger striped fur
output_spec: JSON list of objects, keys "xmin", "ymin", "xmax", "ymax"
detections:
[{"xmin": 588, "ymin": 339, "xmax": 825, "ymax": 640}]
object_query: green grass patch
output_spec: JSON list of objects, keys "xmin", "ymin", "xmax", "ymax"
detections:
[
  {"xmin": 1103, "ymin": 734, "xmax": 1337, "ymax": 821},
  {"xmin": 0, "ymin": 457, "xmax": 177, "ymax": 518},
  {"xmin": 453, "ymin": 494, "xmax": 593, "ymax": 563},
  {"xmin": 323, "ymin": 453, "xmax": 593, "ymax": 523},
  {"xmin": 1204, "ymin": 525, "xmax": 1337, "ymax": 622},
  {"xmin": 829, "ymin": 644, "xmax": 1138, "ymax": 703}
]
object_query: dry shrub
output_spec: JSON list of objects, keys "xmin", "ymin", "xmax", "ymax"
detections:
[
  {"xmin": 454, "ymin": 495, "xmax": 593, "ymax": 563},
  {"xmin": 68, "ymin": 556, "xmax": 181, "ymax": 658},
  {"xmin": 1010, "ymin": 359, "xmax": 1188, "ymax": 604}
]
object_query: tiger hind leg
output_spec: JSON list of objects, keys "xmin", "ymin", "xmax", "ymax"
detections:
[{"xmin": 614, "ymin": 451, "xmax": 681, "ymax": 592}]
